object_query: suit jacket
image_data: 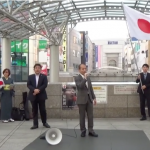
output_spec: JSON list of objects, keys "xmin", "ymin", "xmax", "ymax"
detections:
[
  {"xmin": 27, "ymin": 74, "xmax": 48, "ymax": 101},
  {"xmin": 136, "ymin": 72, "xmax": 150, "ymax": 94},
  {"xmin": 74, "ymin": 74, "xmax": 95, "ymax": 104}
]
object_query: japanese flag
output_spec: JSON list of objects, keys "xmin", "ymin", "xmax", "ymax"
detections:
[
  {"xmin": 0, "ymin": 78, "xmax": 4, "ymax": 88},
  {"xmin": 123, "ymin": 4, "xmax": 150, "ymax": 40}
]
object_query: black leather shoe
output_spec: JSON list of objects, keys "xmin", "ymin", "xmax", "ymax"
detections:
[
  {"xmin": 89, "ymin": 131, "xmax": 98, "ymax": 137},
  {"xmin": 81, "ymin": 130, "xmax": 86, "ymax": 137},
  {"xmin": 43, "ymin": 123, "xmax": 50, "ymax": 128},
  {"xmin": 30, "ymin": 125, "xmax": 38, "ymax": 129},
  {"xmin": 140, "ymin": 117, "xmax": 147, "ymax": 121},
  {"xmin": 40, "ymin": 136, "xmax": 45, "ymax": 139}
]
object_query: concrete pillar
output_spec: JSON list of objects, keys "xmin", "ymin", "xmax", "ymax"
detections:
[
  {"xmin": 50, "ymin": 45, "xmax": 59, "ymax": 82},
  {"xmin": 1, "ymin": 38, "xmax": 11, "ymax": 74}
]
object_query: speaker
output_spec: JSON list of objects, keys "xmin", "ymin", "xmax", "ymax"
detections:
[{"xmin": 45, "ymin": 128, "xmax": 62, "ymax": 145}]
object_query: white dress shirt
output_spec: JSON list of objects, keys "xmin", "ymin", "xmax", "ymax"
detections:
[
  {"xmin": 35, "ymin": 74, "xmax": 40, "ymax": 87},
  {"xmin": 80, "ymin": 73, "xmax": 88, "ymax": 88}
]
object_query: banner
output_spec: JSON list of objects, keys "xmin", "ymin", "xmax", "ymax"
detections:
[
  {"xmin": 41, "ymin": 62, "xmax": 47, "ymax": 75},
  {"xmin": 95, "ymin": 45, "xmax": 98, "ymax": 68},
  {"xmin": 62, "ymin": 84, "xmax": 78, "ymax": 110},
  {"xmin": 62, "ymin": 33, "xmax": 67, "ymax": 71},
  {"xmin": 85, "ymin": 52, "xmax": 88, "ymax": 66}
]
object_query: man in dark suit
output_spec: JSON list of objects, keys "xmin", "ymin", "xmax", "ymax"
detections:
[
  {"xmin": 136, "ymin": 64, "xmax": 150, "ymax": 121},
  {"xmin": 27, "ymin": 63, "xmax": 50, "ymax": 129},
  {"xmin": 74, "ymin": 64, "xmax": 98, "ymax": 137}
]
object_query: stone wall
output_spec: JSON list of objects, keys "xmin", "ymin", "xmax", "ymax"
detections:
[{"xmin": 13, "ymin": 83, "xmax": 141, "ymax": 119}]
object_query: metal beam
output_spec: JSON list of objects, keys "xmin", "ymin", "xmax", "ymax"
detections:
[{"xmin": 0, "ymin": 7, "xmax": 48, "ymax": 39}]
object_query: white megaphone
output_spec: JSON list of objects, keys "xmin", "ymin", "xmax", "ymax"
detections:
[{"xmin": 45, "ymin": 128, "xmax": 62, "ymax": 145}]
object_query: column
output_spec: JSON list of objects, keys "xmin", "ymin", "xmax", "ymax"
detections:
[
  {"xmin": 50, "ymin": 45, "xmax": 59, "ymax": 82},
  {"xmin": 1, "ymin": 38, "xmax": 11, "ymax": 74}
]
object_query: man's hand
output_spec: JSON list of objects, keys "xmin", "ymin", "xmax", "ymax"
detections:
[
  {"xmin": 141, "ymin": 85, "xmax": 146, "ymax": 90},
  {"xmin": 34, "ymin": 89, "xmax": 40, "ymax": 94},
  {"xmin": 84, "ymin": 73, "xmax": 88, "ymax": 79},
  {"xmin": 93, "ymin": 99, "xmax": 97, "ymax": 105},
  {"xmin": 137, "ymin": 75, "xmax": 141, "ymax": 79},
  {"xmin": 33, "ymin": 93, "xmax": 36, "ymax": 96}
]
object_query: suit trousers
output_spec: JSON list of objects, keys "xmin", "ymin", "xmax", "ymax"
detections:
[
  {"xmin": 31, "ymin": 98, "xmax": 47, "ymax": 126},
  {"xmin": 139, "ymin": 92, "xmax": 150, "ymax": 117},
  {"xmin": 78, "ymin": 95, "xmax": 93, "ymax": 132}
]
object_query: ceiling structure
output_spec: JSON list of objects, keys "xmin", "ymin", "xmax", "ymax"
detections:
[{"xmin": 0, "ymin": 0, "xmax": 149, "ymax": 44}]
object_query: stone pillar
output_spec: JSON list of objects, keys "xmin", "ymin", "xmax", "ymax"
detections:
[
  {"xmin": 50, "ymin": 45, "xmax": 59, "ymax": 82},
  {"xmin": 1, "ymin": 38, "xmax": 11, "ymax": 74}
]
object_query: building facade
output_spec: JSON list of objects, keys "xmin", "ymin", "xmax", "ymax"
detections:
[{"xmin": 93, "ymin": 39, "xmax": 125, "ymax": 69}]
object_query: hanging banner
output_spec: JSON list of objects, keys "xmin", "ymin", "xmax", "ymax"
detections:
[{"xmin": 62, "ymin": 32, "xmax": 67, "ymax": 71}]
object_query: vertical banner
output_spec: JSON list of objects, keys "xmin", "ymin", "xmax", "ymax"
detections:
[
  {"xmin": 98, "ymin": 45, "xmax": 101, "ymax": 68},
  {"xmin": 63, "ymin": 33, "xmax": 67, "ymax": 72},
  {"xmin": 95, "ymin": 45, "xmax": 98, "ymax": 68},
  {"xmin": 41, "ymin": 62, "xmax": 47, "ymax": 75},
  {"xmin": 85, "ymin": 52, "xmax": 88, "ymax": 66}
]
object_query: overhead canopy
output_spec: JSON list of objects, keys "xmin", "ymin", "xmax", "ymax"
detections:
[{"xmin": 0, "ymin": 0, "xmax": 149, "ymax": 42}]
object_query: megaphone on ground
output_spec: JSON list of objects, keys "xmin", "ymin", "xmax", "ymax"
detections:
[{"xmin": 45, "ymin": 128, "xmax": 62, "ymax": 145}]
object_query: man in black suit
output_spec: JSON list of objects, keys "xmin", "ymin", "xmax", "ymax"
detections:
[
  {"xmin": 136, "ymin": 64, "xmax": 150, "ymax": 121},
  {"xmin": 74, "ymin": 64, "xmax": 98, "ymax": 137},
  {"xmin": 27, "ymin": 63, "xmax": 50, "ymax": 129}
]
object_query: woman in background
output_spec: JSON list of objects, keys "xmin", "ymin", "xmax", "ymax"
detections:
[{"xmin": 0, "ymin": 68, "xmax": 15, "ymax": 123}]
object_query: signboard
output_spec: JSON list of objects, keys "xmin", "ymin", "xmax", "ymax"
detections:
[
  {"xmin": 39, "ymin": 40, "xmax": 47, "ymax": 50},
  {"xmin": 93, "ymin": 86, "xmax": 107, "ymax": 103},
  {"xmin": 114, "ymin": 85, "xmax": 137, "ymax": 94},
  {"xmin": 62, "ymin": 84, "xmax": 78, "ymax": 110},
  {"xmin": 11, "ymin": 39, "xmax": 29, "ymax": 53},
  {"xmin": 62, "ymin": 33, "xmax": 67, "ymax": 72},
  {"xmin": 108, "ymin": 41, "xmax": 118, "ymax": 45}
]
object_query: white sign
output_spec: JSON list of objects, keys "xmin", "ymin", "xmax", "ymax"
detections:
[
  {"xmin": 114, "ymin": 85, "xmax": 137, "ymax": 94},
  {"xmin": 93, "ymin": 86, "xmax": 107, "ymax": 104}
]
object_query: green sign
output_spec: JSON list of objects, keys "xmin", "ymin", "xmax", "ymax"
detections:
[
  {"xmin": 39, "ymin": 40, "xmax": 47, "ymax": 50},
  {"xmin": 11, "ymin": 39, "xmax": 29, "ymax": 53}
]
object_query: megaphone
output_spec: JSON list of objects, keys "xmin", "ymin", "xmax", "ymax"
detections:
[{"xmin": 45, "ymin": 128, "xmax": 62, "ymax": 145}]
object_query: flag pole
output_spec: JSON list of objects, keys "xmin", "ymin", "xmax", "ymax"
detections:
[{"xmin": 122, "ymin": 2, "xmax": 144, "ymax": 93}]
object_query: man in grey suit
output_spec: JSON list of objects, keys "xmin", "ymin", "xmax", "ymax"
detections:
[{"xmin": 74, "ymin": 64, "xmax": 98, "ymax": 137}]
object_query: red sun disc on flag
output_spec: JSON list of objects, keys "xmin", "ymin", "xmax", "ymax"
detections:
[
  {"xmin": 137, "ymin": 19, "xmax": 150, "ymax": 33},
  {"xmin": 0, "ymin": 81, "xmax": 4, "ymax": 85}
]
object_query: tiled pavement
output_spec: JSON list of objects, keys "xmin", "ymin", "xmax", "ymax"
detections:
[{"xmin": 0, "ymin": 118, "xmax": 150, "ymax": 150}]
